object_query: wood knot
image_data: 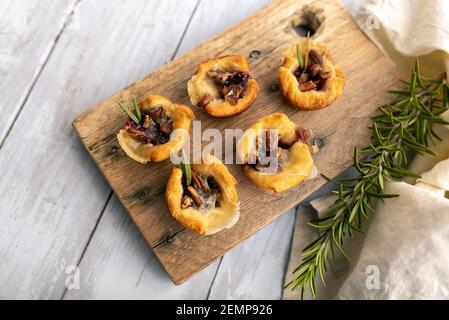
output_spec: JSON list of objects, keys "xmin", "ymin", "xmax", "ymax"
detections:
[
  {"xmin": 312, "ymin": 137, "xmax": 324, "ymax": 148},
  {"xmin": 270, "ymin": 83, "xmax": 280, "ymax": 92},
  {"xmin": 110, "ymin": 146, "xmax": 118, "ymax": 155},
  {"xmin": 292, "ymin": 5, "xmax": 325, "ymax": 37},
  {"xmin": 248, "ymin": 50, "xmax": 261, "ymax": 58},
  {"xmin": 137, "ymin": 190, "xmax": 147, "ymax": 199}
]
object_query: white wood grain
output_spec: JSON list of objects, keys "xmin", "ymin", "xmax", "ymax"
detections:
[
  {"xmin": 205, "ymin": 0, "xmax": 364, "ymax": 301},
  {"xmin": 63, "ymin": 0, "xmax": 276, "ymax": 300},
  {"xmin": 64, "ymin": 195, "xmax": 219, "ymax": 300},
  {"xmin": 205, "ymin": 0, "xmax": 364, "ymax": 300},
  {"xmin": 0, "ymin": 0, "xmax": 198, "ymax": 299},
  {"xmin": 208, "ymin": 209, "xmax": 296, "ymax": 300},
  {"xmin": 0, "ymin": 0, "xmax": 366, "ymax": 299},
  {"xmin": 176, "ymin": 0, "xmax": 273, "ymax": 56},
  {"xmin": 0, "ymin": 0, "xmax": 77, "ymax": 145}
]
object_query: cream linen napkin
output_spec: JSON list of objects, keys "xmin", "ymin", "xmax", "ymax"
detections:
[{"xmin": 283, "ymin": 0, "xmax": 449, "ymax": 300}]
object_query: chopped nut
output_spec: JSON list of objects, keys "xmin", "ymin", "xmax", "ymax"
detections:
[
  {"xmin": 225, "ymin": 84, "xmax": 245, "ymax": 106},
  {"xmin": 319, "ymin": 71, "xmax": 331, "ymax": 79},
  {"xmin": 159, "ymin": 122, "xmax": 172, "ymax": 135},
  {"xmin": 308, "ymin": 49, "xmax": 323, "ymax": 65},
  {"xmin": 299, "ymin": 80, "xmax": 317, "ymax": 92},
  {"xmin": 181, "ymin": 195, "xmax": 194, "ymax": 209},
  {"xmin": 126, "ymin": 126, "xmax": 148, "ymax": 142},
  {"xmin": 192, "ymin": 172, "xmax": 209, "ymax": 193},
  {"xmin": 207, "ymin": 70, "xmax": 229, "ymax": 84},
  {"xmin": 225, "ymin": 93, "xmax": 238, "ymax": 106},
  {"xmin": 295, "ymin": 127, "xmax": 312, "ymax": 143},
  {"xmin": 309, "ymin": 63, "xmax": 322, "ymax": 77},
  {"xmin": 265, "ymin": 130, "xmax": 271, "ymax": 148},
  {"xmin": 208, "ymin": 70, "xmax": 249, "ymax": 106},
  {"xmin": 142, "ymin": 114, "xmax": 151, "ymax": 128},
  {"xmin": 298, "ymin": 73, "xmax": 309, "ymax": 84},
  {"xmin": 311, "ymin": 145, "xmax": 320, "ymax": 154},
  {"xmin": 187, "ymin": 186, "xmax": 203, "ymax": 207},
  {"xmin": 265, "ymin": 130, "xmax": 273, "ymax": 157},
  {"xmin": 197, "ymin": 94, "xmax": 213, "ymax": 108},
  {"xmin": 150, "ymin": 107, "xmax": 165, "ymax": 120}
]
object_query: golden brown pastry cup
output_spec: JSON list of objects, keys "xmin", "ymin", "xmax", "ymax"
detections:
[
  {"xmin": 236, "ymin": 113, "xmax": 315, "ymax": 193},
  {"xmin": 187, "ymin": 55, "xmax": 259, "ymax": 117},
  {"xmin": 117, "ymin": 95, "xmax": 194, "ymax": 164},
  {"xmin": 166, "ymin": 155, "xmax": 239, "ymax": 235},
  {"xmin": 278, "ymin": 41, "xmax": 344, "ymax": 110}
]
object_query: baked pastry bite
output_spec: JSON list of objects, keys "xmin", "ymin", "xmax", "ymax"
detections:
[
  {"xmin": 278, "ymin": 40, "xmax": 344, "ymax": 110},
  {"xmin": 236, "ymin": 113, "xmax": 316, "ymax": 193},
  {"xmin": 166, "ymin": 153, "xmax": 240, "ymax": 235},
  {"xmin": 117, "ymin": 95, "xmax": 194, "ymax": 164},
  {"xmin": 187, "ymin": 55, "xmax": 259, "ymax": 117}
]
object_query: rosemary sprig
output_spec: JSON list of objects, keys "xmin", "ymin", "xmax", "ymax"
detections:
[
  {"xmin": 296, "ymin": 31, "xmax": 311, "ymax": 72},
  {"xmin": 180, "ymin": 149, "xmax": 192, "ymax": 187},
  {"xmin": 287, "ymin": 61, "xmax": 449, "ymax": 299},
  {"xmin": 118, "ymin": 99, "xmax": 142, "ymax": 124},
  {"xmin": 302, "ymin": 31, "xmax": 311, "ymax": 75},
  {"xmin": 133, "ymin": 97, "xmax": 142, "ymax": 122},
  {"xmin": 296, "ymin": 44, "xmax": 304, "ymax": 70}
]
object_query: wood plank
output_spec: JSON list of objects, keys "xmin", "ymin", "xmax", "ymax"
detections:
[
  {"xmin": 0, "ymin": 0, "xmax": 198, "ymax": 299},
  {"xmin": 73, "ymin": 0, "xmax": 399, "ymax": 284},
  {"xmin": 64, "ymin": 0, "xmax": 273, "ymax": 299},
  {"xmin": 64, "ymin": 195, "xmax": 219, "ymax": 299},
  {"xmin": 0, "ymin": 0, "xmax": 77, "ymax": 145},
  {"xmin": 208, "ymin": 208, "xmax": 296, "ymax": 300},
  {"xmin": 207, "ymin": 1, "xmax": 364, "ymax": 300}
]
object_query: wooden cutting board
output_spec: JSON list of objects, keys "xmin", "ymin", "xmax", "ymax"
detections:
[{"xmin": 73, "ymin": 0, "xmax": 398, "ymax": 284}]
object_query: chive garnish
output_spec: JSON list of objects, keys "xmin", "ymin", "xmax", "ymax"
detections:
[
  {"xmin": 133, "ymin": 97, "xmax": 142, "ymax": 122},
  {"xmin": 118, "ymin": 101, "xmax": 140, "ymax": 124},
  {"xmin": 302, "ymin": 31, "xmax": 311, "ymax": 75},
  {"xmin": 180, "ymin": 149, "xmax": 192, "ymax": 187},
  {"xmin": 296, "ymin": 44, "xmax": 304, "ymax": 70}
]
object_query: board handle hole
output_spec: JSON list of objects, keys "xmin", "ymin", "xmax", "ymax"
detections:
[{"xmin": 292, "ymin": 5, "xmax": 324, "ymax": 37}]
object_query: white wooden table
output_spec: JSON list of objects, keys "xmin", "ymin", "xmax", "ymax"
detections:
[{"xmin": 0, "ymin": 0, "xmax": 361, "ymax": 300}]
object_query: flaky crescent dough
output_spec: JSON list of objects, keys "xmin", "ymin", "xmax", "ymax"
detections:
[
  {"xmin": 236, "ymin": 113, "xmax": 314, "ymax": 193},
  {"xmin": 117, "ymin": 95, "xmax": 194, "ymax": 164},
  {"xmin": 166, "ymin": 155, "xmax": 239, "ymax": 235},
  {"xmin": 187, "ymin": 55, "xmax": 259, "ymax": 117},
  {"xmin": 278, "ymin": 41, "xmax": 344, "ymax": 110}
]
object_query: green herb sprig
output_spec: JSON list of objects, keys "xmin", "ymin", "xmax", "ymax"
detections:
[
  {"xmin": 296, "ymin": 31, "xmax": 311, "ymax": 73},
  {"xmin": 287, "ymin": 61, "xmax": 448, "ymax": 299},
  {"xmin": 118, "ymin": 97, "xmax": 142, "ymax": 124},
  {"xmin": 180, "ymin": 149, "xmax": 192, "ymax": 187},
  {"xmin": 296, "ymin": 44, "xmax": 304, "ymax": 70}
]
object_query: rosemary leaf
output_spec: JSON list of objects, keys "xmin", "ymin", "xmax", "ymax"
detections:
[
  {"xmin": 287, "ymin": 61, "xmax": 448, "ymax": 299},
  {"xmin": 296, "ymin": 44, "xmax": 304, "ymax": 70},
  {"xmin": 118, "ymin": 101, "xmax": 140, "ymax": 124},
  {"xmin": 303, "ymin": 31, "xmax": 311, "ymax": 73},
  {"xmin": 133, "ymin": 97, "xmax": 142, "ymax": 122},
  {"xmin": 180, "ymin": 149, "xmax": 192, "ymax": 187}
]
